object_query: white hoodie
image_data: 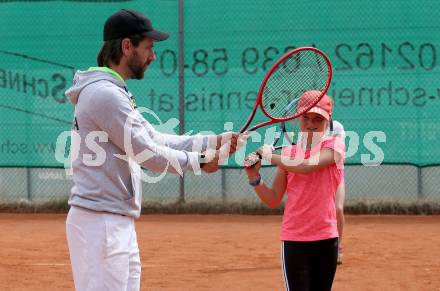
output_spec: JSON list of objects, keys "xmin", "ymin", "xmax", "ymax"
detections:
[{"xmin": 65, "ymin": 69, "xmax": 212, "ymax": 218}]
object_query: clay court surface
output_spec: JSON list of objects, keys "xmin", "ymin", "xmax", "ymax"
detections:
[{"xmin": 0, "ymin": 214, "xmax": 439, "ymax": 291}]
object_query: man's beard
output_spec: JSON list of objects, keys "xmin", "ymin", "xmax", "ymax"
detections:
[{"xmin": 128, "ymin": 53, "xmax": 149, "ymax": 80}]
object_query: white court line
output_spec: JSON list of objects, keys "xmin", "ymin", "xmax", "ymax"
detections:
[
  {"xmin": 29, "ymin": 263, "xmax": 70, "ymax": 266},
  {"xmin": 28, "ymin": 263, "xmax": 161, "ymax": 268}
]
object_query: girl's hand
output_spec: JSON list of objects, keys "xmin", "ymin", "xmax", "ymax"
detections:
[{"xmin": 244, "ymin": 152, "xmax": 261, "ymax": 179}]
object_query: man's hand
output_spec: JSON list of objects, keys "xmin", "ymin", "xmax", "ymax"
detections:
[
  {"xmin": 216, "ymin": 132, "xmax": 249, "ymax": 155},
  {"xmin": 200, "ymin": 149, "xmax": 220, "ymax": 173},
  {"xmin": 201, "ymin": 132, "xmax": 250, "ymax": 173}
]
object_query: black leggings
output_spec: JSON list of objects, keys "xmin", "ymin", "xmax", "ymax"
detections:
[{"xmin": 281, "ymin": 238, "xmax": 338, "ymax": 291}]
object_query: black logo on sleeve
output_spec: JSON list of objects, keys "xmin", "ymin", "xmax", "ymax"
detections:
[{"xmin": 73, "ymin": 117, "xmax": 79, "ymax": 130}]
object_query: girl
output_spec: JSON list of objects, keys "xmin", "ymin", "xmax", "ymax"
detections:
[{"xmin": 244, "ymin": 91, "xmax": 345, "ymax": 291}]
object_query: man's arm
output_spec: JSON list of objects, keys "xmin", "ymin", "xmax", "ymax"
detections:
[
  {"xmin": 89, "ymin": 86, "xmax": 202, "ymax": 174},
  {"xmin": 139, "ymin": 116, "xmax": 244, "ymax": 156},
  {"xmin": 139, "ymin": 117, "xmax": 217, "ymax": 152}
]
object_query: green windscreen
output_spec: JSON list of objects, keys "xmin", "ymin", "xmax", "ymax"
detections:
[{"xmin": 0, "ymin": 0, "xmax": 438, "ymax": 167}]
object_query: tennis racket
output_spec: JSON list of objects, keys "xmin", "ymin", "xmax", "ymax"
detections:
[
  {"xmin": 240, "ymin": 47, "xmax": 332, "ymax": 134},
  {"xmin": 242, "ymin": 47, "xmax": 332, "ymax": 168}
]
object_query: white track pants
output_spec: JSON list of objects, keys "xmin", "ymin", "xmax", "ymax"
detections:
[{"xmin": 66, "ymin": 206, "xmax": 141, "ymax": 291}]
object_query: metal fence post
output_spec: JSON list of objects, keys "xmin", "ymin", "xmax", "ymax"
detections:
[
  {"xmin": 417, "ymin": 167, "xmax": 423, "ymax": 199},
  {"xmin": 221, "ymin": 168, "xmax": 226, "ymax": 203},
  {"xmin": 178, "ymin": 0, "xmax": 185, "ymax": 204},
  {"xmin": 26, "ymin": 168, "xmax": 32, "ymax": 201}
]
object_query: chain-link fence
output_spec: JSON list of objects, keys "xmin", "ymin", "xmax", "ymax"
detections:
[
  {"xmin": 1, "ymin": 1, "xmax": 439, "ymax": 212},
  {"xmin": 0, "ymin": 165, "xmax": 439, "ymax": 213}
]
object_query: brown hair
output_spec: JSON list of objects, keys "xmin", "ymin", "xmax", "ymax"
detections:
[{"xmin": 97, "ymin": 34, "xmax": 145, "ymax": 67}]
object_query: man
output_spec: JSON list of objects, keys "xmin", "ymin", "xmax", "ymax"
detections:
[{"xmin": 65, "ymin": 9, "xmax": 243, "ymax": 291}]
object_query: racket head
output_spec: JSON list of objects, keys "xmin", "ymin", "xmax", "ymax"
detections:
[{"xmin": 258, "ymin": 47, "xmax": 332, "ymax": 122}]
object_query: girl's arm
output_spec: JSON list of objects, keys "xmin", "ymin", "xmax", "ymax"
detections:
[
  {"xmin": 259, "ymin": 146, "xmax": 342, "ymax": 175},
  {"xmin": 244, "ymin": 155, "xmax": 287, "ymax": 209}
]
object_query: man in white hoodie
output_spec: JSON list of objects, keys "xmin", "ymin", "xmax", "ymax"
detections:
[{"xmin": 65, "ymin": 9, "xmax": 243, "ymax": 291}]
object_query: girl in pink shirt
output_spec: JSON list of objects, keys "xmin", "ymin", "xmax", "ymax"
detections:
[{"xmin": 244, "ymin": 92, "xmax": 345, "ymax": 291}]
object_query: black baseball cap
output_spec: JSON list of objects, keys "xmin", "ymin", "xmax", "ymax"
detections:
[{"xmin": 103, "ymin": 9, "xmax": 169, "ymax": 41}]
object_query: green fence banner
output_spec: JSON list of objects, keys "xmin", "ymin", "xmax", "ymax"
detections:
[{"xmin": 1, "ymin": 1, "xmax": 439, "ymax": 167}]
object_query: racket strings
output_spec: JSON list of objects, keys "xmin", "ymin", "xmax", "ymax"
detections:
[{"xmin": 262, "ymin": 50, "xmax": 329, "ymax": 119}]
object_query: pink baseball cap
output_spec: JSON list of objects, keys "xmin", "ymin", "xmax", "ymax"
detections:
[{"xmin": 298, "ymin": 90, "xmax": 333, "ymax": 120}]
